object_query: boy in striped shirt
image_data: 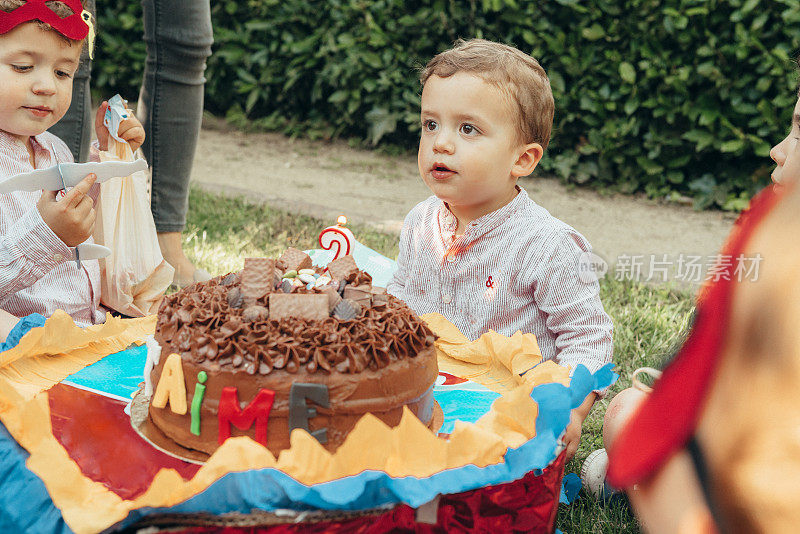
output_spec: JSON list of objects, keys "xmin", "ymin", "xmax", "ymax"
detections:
[
  {"xmin": 0, "ymin": 0, "xmax": 143, "ymax": 330},
  {"xmin": 387, "ymin": 39, "xmax": 613, "ymax": 460}
]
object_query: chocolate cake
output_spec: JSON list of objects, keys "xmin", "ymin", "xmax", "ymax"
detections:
[{"xmin": 146, "ymin": 248, "xmax": 439, "ymax": 457}]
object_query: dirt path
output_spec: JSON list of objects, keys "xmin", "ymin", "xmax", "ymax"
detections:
[{"xmin": 191, "ymin": 124, "xmax": 737, "ymax": 283}]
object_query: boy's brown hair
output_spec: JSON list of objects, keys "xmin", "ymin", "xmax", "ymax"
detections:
[
  {"xmin": 420, "ymin": 38, "xmax": 555, "ymax": 150},
  {"xmin": 0, "ymin": 0, "xmax": 84, "ymax": 43}
]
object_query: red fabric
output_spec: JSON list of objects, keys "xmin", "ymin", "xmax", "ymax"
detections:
[
  {"xmin": 151, "ymin": 452, "xmax": 566, "ymax": 533},
  {"xmin": 607, "ymin": 185, "xmax": 785, "ymax": 488},
  {"xmin": 48, "ymin": 383, "xmax": 200, "ymax": 500},
  {"xmin": 47, "ymin": 383, "xmax": 565, "ymax": 531},
  {"xmin": 0, "ymin": 0, "xmax": 89, "ymax": 39}
]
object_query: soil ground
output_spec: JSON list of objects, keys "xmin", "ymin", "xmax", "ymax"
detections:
[{"xmin": 191, "ymin": 121, "xmax": 738, "ymax": 284}]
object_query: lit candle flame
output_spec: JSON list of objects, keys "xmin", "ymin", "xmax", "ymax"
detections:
[{"xmin": 337, "ymin": 215, "xmax": 347, "ymax": 226}]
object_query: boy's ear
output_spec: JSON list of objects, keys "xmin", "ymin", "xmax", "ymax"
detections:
[{"xmin": 511, "ymin": 142, "xmax": 544, "ymax": 178}]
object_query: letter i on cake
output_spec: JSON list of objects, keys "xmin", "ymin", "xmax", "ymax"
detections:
[{"xmin": 137, "ymin": 247, "xmax": 439, "ymax": 461}]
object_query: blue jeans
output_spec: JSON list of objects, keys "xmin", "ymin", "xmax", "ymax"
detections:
[
  {"xmin": 50, "ymin": 0, "xmax": 213, "ymax": 233},
  {"xmin": 48, "ymin": 0, "xmax": 94, "ymax": 163}
]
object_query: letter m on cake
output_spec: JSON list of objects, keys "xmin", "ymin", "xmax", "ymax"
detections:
[{"xmin": 217, "ymin": 387, "xmax": 276, "ymax": 446}]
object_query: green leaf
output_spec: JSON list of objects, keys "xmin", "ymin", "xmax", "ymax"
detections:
[
  {"xmin": 328, "ymin": 90, "xmax": 349, "ymax": 104},
  {"xmin": 636, "ymin": 156, "xmax": 664, "ymax": 175},
  {"xmin": 666, "ymin": 170, "xmax": 684, "ymax": 184},
  {"xmin": 719, "ymin": 139, "xmax": 745, "ymax": 153},
  {"xmin": 365, "ymin": 107, "xmax": 397, "ymax": 145},
  {"xmin": 245, "ymin": 90, "xmax": 260, "ymax": 113},
  {"xmin": 581, "ymin": 24, "xmax": 605, "ymax": 41},
  {"xmin": 619, "ymin": 62, "xmax": 636, "ymax": 83}
]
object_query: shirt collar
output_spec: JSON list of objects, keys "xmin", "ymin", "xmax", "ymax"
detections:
[
  {"xmin": 0, "ymin": 131, "xmax": 56, "ymax": 167},
  {"xmin": 437, "ymin": 186, "xmax": 530, "ymax": 240}
]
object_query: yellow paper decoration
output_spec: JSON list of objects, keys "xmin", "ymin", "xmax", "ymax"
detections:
[
  {"xmin": 151, "ymin": 353, "xmax": 187, "ymax": 414},
  {"xmin": 0, "ymin": 311, "xmax": 155, "ymax": 401},
  {"xmin": 421, "ymin": 313, "xmax": 570, "ymax": 394},
  {"xmin": 0, "ymin": 311, "xmax": 572, "ymax": 534}
]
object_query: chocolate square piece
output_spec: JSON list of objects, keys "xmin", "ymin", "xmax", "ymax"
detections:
[
  {"xmin": 269, "ymin": 293, "xmax": 329, "ymax": 321},
  {"xmin": 319, "ymin": 285, "xmax": 342, "ymax": 312},
  {"xmin": 333, "ymin": 298, "xmax": 362, "ymax": 320},
  {"xmin": 327, "ymin": 255, "xmax": 358, "ymax": 282},
  {"xmin": 343, "ymin": 283, "xmax": 372, "ymax": 308},
  {"xmin": 371, "ymin": 286, "xmax": 389, "ymax": 304},
  {"xmin": 279, "ymin": 247, "xmax": 313, "ymax": 273},
  {"xmin": 241, "ymin": 258, "xmax": 276, "ymax": 304}
]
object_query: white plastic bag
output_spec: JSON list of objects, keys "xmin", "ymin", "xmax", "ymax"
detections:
[{"xmin": 94, "ymin": 98, "xmax": 174, "ymax": 316}]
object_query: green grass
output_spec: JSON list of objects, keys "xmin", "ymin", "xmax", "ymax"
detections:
[{"xmin": 183, "ymin": 187, "xmax": 696, "ymax": 534}]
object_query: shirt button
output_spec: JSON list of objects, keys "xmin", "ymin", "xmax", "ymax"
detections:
[
  {"xmin": 53, "ymin": 253, "xmax": 64, "ymax": 262},
  {"xmin": 446, "ymin": 254, "xmax": 456, "ymax": 263},
  {"xmin": 442, "ymin": 294, "xmax": 452, "ymax": 304}
]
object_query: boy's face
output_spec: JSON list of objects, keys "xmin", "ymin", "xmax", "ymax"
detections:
[
  {"xmin": 0, "ymin": 22, "xmax": 80, "ymax": 144},
  {"xmin": 770, "ymin": 96, "xmax": 800, "ymax": 185},
  {"xmin": 418, "ymin": 73, "xmax": 540, "ymax": 222}
]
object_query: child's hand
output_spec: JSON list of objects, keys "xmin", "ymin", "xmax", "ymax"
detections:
[
  {"xmin": 37, "ymin": 173, "xmax": 98, "ymax": 247},
  {"xmin": 563, "ymin": 392, "xmax": 598, "ymax": 462},
  {"xmin": 94, "ymin": 101, "xmax": 146, "ymax": 153}
]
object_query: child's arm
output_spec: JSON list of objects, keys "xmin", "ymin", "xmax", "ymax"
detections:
[
  {"xmin": 563, "ymin": 392, "xmax": 598, "ymax": 461},
  {"xmin": 535, "ymin": 233, "xmax": 613, "ymax": 374},
  {"xmin": 0, "ymin": 173, "xmax": 98, "ymax": 301},
  {"xmin": 532, "ymin": 231, "xmax": 613, "ymax": 460}
]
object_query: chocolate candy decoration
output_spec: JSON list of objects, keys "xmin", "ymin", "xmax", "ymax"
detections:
[
  {"xmin": 289, "ymin": 383, "xmax": 329, "ymax": 444},
  {"xmin": 268, "ymin": 293, "xmax": 329, "ymax": 321},
  {"xmin": 280, "ymin": 279, "xmax": 294, "ymax": 293},
  {"xmin": 278, "ymin": 247, "xmax": 313, "ymax": 272},
  {"xmin": 243, "ymin": 305, "xmax": 269, "ymax": 322},
  {"xmin": 227, "ymin": 287, "xmax": 243, "ymax": 309},
  {"xmin": 327, "ymin": 255, "xmax": 358, "ymax": 283},
  {"xmin": 319, "ymin": 285, "xmax": 342, "ymax": 312},
  {"xmin": 371, "ymin": 286, "xmax": 389, "ymax": 304},
  {"xmin": 333, "ymin": 298, "xmax": 361, "ymax": 320},
  {"xmin": 343, "ymin": 283, "xmax": 372, "ymax": 308},
  {"xmin": 241, "ymin": 258, "xmax": 276, "ymax": 305}
]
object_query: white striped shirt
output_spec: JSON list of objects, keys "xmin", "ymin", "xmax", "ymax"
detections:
[
  {"xmin": 388, "ymin": 187, "xmax": 613, "ymax": 374},
  {"xmin": 0, "ymin": 131, "xmax": 102, "ymax": 326}
]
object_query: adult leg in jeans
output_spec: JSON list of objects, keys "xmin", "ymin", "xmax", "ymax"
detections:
[
  {"xmin": 48, "ymin": 0, "xmax": 95, "ymax": 162},
  {"xmin": 139, "ymin": 0, "xmax": 213, "ymax": 286}
]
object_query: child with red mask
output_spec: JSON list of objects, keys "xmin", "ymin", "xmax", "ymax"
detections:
[{"xmin": 0, "ymin": 0, "xmax": 144, "ymax": 327}]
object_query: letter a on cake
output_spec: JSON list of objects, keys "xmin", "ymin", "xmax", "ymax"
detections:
[{"xmin": 152, "ymin": 353, "xmax": 188, "ymax": 414}]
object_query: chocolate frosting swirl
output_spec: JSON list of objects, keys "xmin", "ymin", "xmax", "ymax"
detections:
[{"xmin": 155, "ymin": 274, "xmax": 436, "ymax": 375}]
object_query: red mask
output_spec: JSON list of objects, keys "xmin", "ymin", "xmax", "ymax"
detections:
[{"xmin": 0, "ymin": 0, "xmax": 89, "ymax": 40}]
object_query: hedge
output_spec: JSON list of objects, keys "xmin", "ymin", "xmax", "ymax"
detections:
[{"xmin": 94, "ymin": 0, "xmax": 800, "ymax": 210}]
